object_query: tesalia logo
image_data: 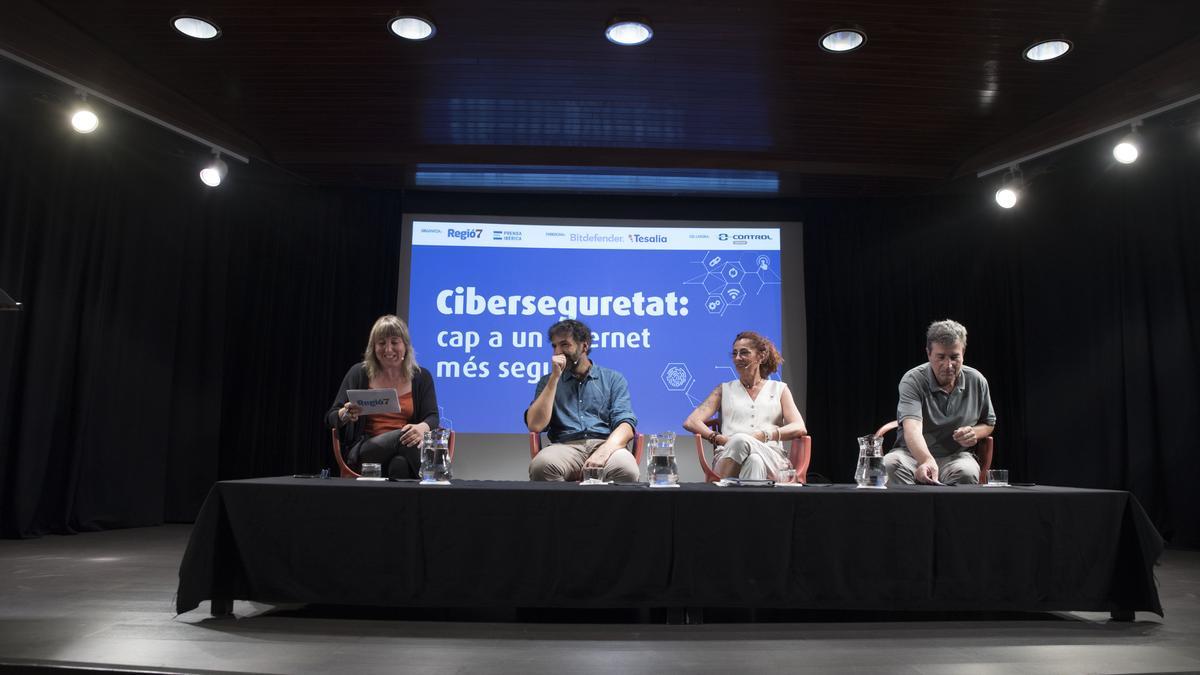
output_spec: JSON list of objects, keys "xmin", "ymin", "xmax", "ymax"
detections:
[{"xmin": 627, "ymin": 234, "xmax": 668, "ymax": 244}]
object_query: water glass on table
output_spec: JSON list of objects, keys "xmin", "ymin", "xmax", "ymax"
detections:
[
  {"xmin": 361, "ymin": 463, "xmax": 382, "ymax": 479},
  {"xmin": 987, "ymin": 469, "xmax": 1009, "ymax": 486}
]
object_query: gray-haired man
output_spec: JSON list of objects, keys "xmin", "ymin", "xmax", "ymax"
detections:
[{"xmin": 883, "ymin": 319, "xmax": 996, "ymax": 485}]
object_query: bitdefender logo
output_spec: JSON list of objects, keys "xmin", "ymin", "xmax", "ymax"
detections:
[
  {"xmin": 627, "ymin": 234, "xmax": 668, "ymax": 244},
  {"xmin": 447, "ymin": 228, "xmax": 483, "ymax": 241}
]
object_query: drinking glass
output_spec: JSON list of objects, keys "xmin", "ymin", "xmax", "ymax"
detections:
[
  {"xmin": 361, "ymin": 463, "xmax": 382, "ymax": 478},
  {"xmin": 987, "ymin": 469, "xmax": 1009, "ymax": 486}
]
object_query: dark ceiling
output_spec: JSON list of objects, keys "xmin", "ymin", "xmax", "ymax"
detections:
[{"xmin": 2, "ymin": 0, "xmax": 1199, "ymax": 196}]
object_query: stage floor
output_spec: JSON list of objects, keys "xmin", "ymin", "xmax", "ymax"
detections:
[{"xmin": 2, "ymin": 524, "xmax": 1199, "ymax": 674}]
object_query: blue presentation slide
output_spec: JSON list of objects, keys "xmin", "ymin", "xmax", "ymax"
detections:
[{"xmin": 407, "ymin": 221, "xmax": 783, "ymax": 434}]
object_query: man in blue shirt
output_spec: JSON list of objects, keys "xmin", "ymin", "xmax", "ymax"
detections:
[{"xmin": 526, "ymin": 319, "xmax": 639, "ymax": 481}]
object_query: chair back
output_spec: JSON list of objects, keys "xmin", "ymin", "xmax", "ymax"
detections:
[
  {"xmin": 529, "ymin": 432, "xmax": 645, "ymax": 464},
  {"xmin": 874, "ymin": 420, "xmax": 993, "ymax": 483},
  {"xmin": 330, "ymin": 427, "xmax": 360, "ymax": 478},
  {"xmin": 693, "ymin": 417, "xmax": 811, "ymax": 483}
]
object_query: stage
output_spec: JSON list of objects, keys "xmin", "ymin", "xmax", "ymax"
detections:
[{"xmin": 1, "ymin": 524, "xmax": 1199, "ymax": 674}]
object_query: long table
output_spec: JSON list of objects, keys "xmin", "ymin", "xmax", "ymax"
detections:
[{"xmin": 176, "ymin": 478, "xmax": 1163, "ymax": 618}]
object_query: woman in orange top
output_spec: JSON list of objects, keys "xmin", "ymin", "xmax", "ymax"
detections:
[{"xmin": 326, "ymin": 315, "xmax": 440, "ymax": 478}]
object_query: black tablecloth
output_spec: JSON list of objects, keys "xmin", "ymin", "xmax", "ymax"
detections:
[{"xmin": 176, "ymin": 478, "xmax": 1163, "ymax": 615}]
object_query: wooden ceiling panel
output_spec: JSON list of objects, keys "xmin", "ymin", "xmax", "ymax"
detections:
[{"xmin": 3, "ymin": 0, "xmax": 1199, "ymax": 195}]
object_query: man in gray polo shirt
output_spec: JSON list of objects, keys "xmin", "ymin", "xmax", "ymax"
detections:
[{"xmin": 883, "ymin": 319, "xmax": 996, "ymax": 485}]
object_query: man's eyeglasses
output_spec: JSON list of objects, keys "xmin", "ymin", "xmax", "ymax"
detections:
[{"xmin": 730, "ymin": 349, "xmax": 756, "ymax": 358}]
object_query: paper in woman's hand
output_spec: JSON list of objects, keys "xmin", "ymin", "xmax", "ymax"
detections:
[{"xmin": 347, "ymin": 389, "xmax": 401, "ymax": 415}]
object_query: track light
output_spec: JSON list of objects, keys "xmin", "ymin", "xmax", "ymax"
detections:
[
  {"xmin": 1113, "ymin": 123, "xmax": 1142, "ymax": 164},
  {"xmin": 994, "ymin": 167, "xmax": 1021, "ymax": 209},
  {"xmin": 199, "ymin": 153, "xmax": 228, "ymax": 187},
  {"xmin": 606, "ymin": 15, "xmax": 653, "ymax": 46},
  {"xmin": 70, "ymin": 92, "xmax": 99, "ymax": 134}
]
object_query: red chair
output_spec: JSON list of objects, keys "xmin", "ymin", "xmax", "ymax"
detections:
[
  {"xmin": 694, "ymin": 418, "xmax": 812, "ymax": 483},
  {"xmin": 873, "ymin": 420, "xmax": 992, "ymax": 483},
  {"xmin": 330, "ymin": 427, "xmax": 456, "ymax": 479},
  {"xmin": 529, "ymin": 432, "xmax": 645, "ymax": 464}
]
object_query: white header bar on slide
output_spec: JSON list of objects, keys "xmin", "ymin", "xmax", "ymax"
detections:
[{"xmin": 412, "ymin": 221, "xmax": 780, "ymax": 251}]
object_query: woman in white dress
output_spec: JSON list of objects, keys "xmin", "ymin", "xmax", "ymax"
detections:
[{"xmin": 683, "ymin": 331, "xmax": 808, "ymax": 480}]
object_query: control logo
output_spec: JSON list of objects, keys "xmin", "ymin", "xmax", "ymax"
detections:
[
  {"xmin": 448, "ymin": 228, "xmax": 483, "ymax": 241},
  {"xmin": 627, "ymin": 233, "xmax": 668, "ymax": 244},
  {"xmin": 719, "ymin": 232, "xmax": 772, "ymax": 245}
]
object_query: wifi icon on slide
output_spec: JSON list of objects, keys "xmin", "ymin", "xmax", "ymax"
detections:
[{"xmin": 724, "ymin": 285, "xmax": 745, "ymax": 305}]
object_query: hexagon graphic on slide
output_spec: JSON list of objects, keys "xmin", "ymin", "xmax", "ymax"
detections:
[
  {"xmin": 720, "ymin": 261, "xmax": 747, "ymax": 285},
  {"xmin": 723, "ymin": 283, "xmax": 746, "ymax": 306},
  {"xmin": 660, "ymin": 363, "xmax": 694, "ymax": 392},
  {"xmin": 701, "ymin": 271, "xmax": 727, "ymax": 295},
  {"xmin": 704, "ymin": 293, "xmax": 727, "ymax": 315},
  {"xmin": 742, "ymin": 272, "xmax": 765, "ymax": 297}
]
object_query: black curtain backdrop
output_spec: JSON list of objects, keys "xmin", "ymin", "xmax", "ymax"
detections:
[
  {"xmin": 804, "ymin": 131, "xmax": 1200, "ymax": 547},
  {"xmin": 2, "ymin": 61, "xmax": 1197, "ymax": 546},
  {"xmin": 0, "ymin": 67, "xmax": 401, "ymax": 536}
]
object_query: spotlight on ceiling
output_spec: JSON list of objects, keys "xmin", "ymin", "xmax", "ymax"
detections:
[
  {"xmin": 1023, "ymin": 39, "xmax": 1072, "ymax": 62},
  {"xmin": 994, "ymin": 167, "xmax": 1021, "ymax": 209},
  {"xmin": 70, "ymin": 93, "xmax": 99, "ymax": 134},
  {"xmin": 200, "ymin": 154, "xmax": 229, "ymax": 187},
  {"xmin": 389, "ymin": 15, "xmax": 436, "ymax": 41},
  {"xmin": 819, "ymin": 28, "xmax": 866, "ymax": 53},
  {"xmin": 172, "ymin": 15, "xmax": 221, "ymax": 40},
  {"xmin": 1113, "ymin": 123, "xmax": 1142, "ymax": 164},
  {"xmin": 71, "ymin": 107, "xmax": 99, "ymax": 134},
  {"xmin": 605, "ymin": 15, "xmax": 653, "ymax": 46}
]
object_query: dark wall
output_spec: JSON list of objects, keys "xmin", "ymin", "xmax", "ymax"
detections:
[{"xmin": 2, "ymin": 61, "xmax": 1197, "ymax": 546}]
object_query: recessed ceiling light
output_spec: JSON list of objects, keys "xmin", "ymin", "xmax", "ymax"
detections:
[
  {"xmin": 606, "ymin": 18, "xmax": 653, "ymax": 46},
  {"xmin": 1023, "ymin": 39, "xmax": 1072, "ymax": 62},
  {"xmin": 819, "ymin": 29, "xmax": 866, "ymax": 53},
  {"xmin": 172, "ymin": 16, "xmax": 221, "ymax": 40},
  {"xmin": 389, "ymin": 16, "xmax": 436, "ymax": 41}
]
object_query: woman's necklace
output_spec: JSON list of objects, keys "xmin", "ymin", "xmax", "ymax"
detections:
[{"xmin": 740, "ymin": 377, "xmax": 764, "ymax": 395}]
